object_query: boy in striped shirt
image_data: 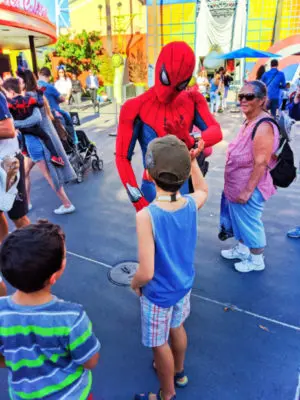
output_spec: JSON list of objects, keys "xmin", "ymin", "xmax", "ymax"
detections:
[{"xmin": 0, "ymin": 220, "xmax": 100, "ymax": 400}]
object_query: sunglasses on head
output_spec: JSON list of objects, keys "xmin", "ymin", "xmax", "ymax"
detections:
[{"xmin": 238, "ymin": 93, "xmax": 257, "ymax": 101}]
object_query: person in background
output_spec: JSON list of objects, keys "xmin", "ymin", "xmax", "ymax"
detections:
[
  {"xmin": 86, "ymin": 70, "xmax": 99, "ymax": 112},
  {"xmin": 131, "ymin": 135, "xmax": 208, "ymax": 400},
  {"xmin": 209, "ymin": 72, "xmax": 221, "ymax": 115},
  {"xmin": 256, "ymin": 65, "xmax": 266, "ymax": 81},
  {"xmin": 281, "ymin": 82, "xmax": 290, "ymax": 111},
  {"xmin": 55, "ymin": 67, "xmax": 72, "ymax": 105},
  {"xmin": 287, "ymin": 84, "xmax": 300, "ymax": 121},
  {"xmin": 244, "ymin": 70, "xmax": 250, "ymax": 83},
  {"xmin": 0, "ymin": 91, "xmax": 30, "ymax": 248},
  {"xmin": 286, "ymin": 84, "xmax": 300, "ymax": 239},
  {"xmin": 221, "ymin": 80, "xmax": 279, "ymax": 273},
  {"xmin": 261, "ymin": 59, "xmax": 286, "ymax": 117},
  {"xmin": 196, "ymin": 69, "xmax": 209, "ymax": 97},
  {"xmin": 71, "ymin": 72, "xmax": 82, "ymax": 108},
  {"xmin": 97, "ymin": 84, "xmax": 108, "ymax": 104},
  {"xmin": 18, "ymin": 69, "xmax": 76, "ymax": 215},
  {"xmin": 38, "ymin": 67, "xmax": 77, "ymax": 141},
  {"xmin": 3, "ymin": 78, "xmax": 64, "ymax": 167},
  {"xmin": 0, "ymin": 220, "xmax": 100, "ymax": 399},
  {"xmin": 222, "ymin": 70, "xmax": 233, "ymax": 109}
]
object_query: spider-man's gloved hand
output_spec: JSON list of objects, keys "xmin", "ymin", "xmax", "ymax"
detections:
[{"xmin": 164, "ymin": 118, "xmax": 195, "ymax": 150}]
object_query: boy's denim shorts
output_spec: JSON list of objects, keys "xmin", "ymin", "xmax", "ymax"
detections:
[{"xmin": 140, "ymin": 291, "xmax": 191, "ymax": 348}]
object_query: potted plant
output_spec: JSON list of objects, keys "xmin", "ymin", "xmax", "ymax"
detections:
[{"xmin": 128, "ymin": 48, "xmax": 148, "ymax": 95}]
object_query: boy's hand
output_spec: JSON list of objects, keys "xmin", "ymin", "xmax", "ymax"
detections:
[
  {"xmin": 132, "ymin": 287, "xmax": 142, "ymax": 297},
  {"xmin": 131, "ymin": 281, "xmax": 142, "ymax": 297}
]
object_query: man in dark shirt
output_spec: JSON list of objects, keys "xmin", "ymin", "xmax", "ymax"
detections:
[{"xmin": 71, "ymin": 73, "xmax": 82, "ymax": 108}]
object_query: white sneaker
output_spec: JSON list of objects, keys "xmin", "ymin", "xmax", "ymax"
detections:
[
  {"xmin": 221, "ymin": 244, "xmax": 250, "ymax": 261},
  {"xmin": 54, "ymin": 204, "xmax": 76, "ymax": 215},
  {"xmin": 234, "ymin": 256, "xmax": 265, "ymax": 273},
  {"xmin": 28, "ymin": 203, "xmax": 33, "ymax": 211}
]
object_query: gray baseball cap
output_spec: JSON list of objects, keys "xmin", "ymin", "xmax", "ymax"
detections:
[{"xmin": 145, "ymin": 135, "xmax": 191, "ymax": 186}]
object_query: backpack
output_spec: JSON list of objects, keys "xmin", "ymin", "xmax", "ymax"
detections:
[{"xmin": 251, "ymin": 117, "xmax": 296, "ymax": 188}]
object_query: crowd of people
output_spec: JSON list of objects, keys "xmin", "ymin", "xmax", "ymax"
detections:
[
  {"xmin": 53, "ymin": 66, "xmax": 109, "ymax": 113},
  {"xmin": 0, "ymin": 54, "xmax": 299, "ymax": 400},
  {"xmin": 195, "ymin": 67, "xmax": 233, "ymax": 115}
]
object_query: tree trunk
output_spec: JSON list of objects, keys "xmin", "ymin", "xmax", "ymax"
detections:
[{"xmin": 105, "ymin": 0, "xmax": 113, "ymax": 56}]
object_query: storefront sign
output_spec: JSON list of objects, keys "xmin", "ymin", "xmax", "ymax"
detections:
[{"xmin": 1, "ymin": 0, "xmax": 48, "ymax": 19}]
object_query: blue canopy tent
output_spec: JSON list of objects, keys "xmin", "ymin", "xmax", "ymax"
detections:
[{"xmin": 217, "ymin": 46, "xmax": 281, "ymax": 60}]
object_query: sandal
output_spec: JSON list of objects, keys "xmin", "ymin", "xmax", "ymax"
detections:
[{"xmin": 152, "ymin": 360, "xmax": 188, "ymax": 388}]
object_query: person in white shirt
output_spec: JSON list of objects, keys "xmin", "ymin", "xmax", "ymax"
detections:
[
  {"xmin": 86, "ymin": 70, "xmax": 99, "ymax": 112},
  {"xmin": 54, "ymin": 67, "xmax": 72, "ymax": 104},
  {"xmin": 196, "ymin": 69, "xmax": 209, "ymax": 96},
  {"xmin": 0, "ymin": 91, "xmax": 30, "ymax": 246}
]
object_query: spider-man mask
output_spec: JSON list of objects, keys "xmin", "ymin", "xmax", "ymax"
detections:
[{"xmin": 154, "ymin": 42, "xmax": 195, "ymax": 104}]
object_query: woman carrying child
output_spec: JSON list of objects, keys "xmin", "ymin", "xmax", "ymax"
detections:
[{"xmin": 16, "ymin": 69, "xmax": 76, "ymax": 215}]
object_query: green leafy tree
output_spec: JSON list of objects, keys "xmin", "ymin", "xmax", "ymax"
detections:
[{"xmin": 47, "ymin": 30, "xmax": 105, "ymax": 75}]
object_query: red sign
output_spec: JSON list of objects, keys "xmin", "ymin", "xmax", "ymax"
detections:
[{"xmin": 1, "ymin": 0, "xmax": 48, "ymax": 19}]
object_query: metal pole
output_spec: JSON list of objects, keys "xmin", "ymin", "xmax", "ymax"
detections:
[
  {"xmin": 240, "ymin": 0, "xmax": 249, "ymax": 85},
  {"xmin": 29, "ymin": 36, "xmax": 38, "ymax": 77},
  {"xmin": 55, "ymin": 0, "xmax": 60, "ymax": 37}
]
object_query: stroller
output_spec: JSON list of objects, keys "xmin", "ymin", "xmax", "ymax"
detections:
[{"xmin": 53, "ymin": 113, "xmax": 103, "ymax": 183}]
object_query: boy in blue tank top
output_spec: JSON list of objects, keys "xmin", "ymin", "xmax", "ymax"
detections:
[
  {"xmin": 0, "ymin": 220, "xmax": 100, "ymax": 400},
  {"xmin": 131, "ymin": 135, "xmax": 208, "ymax": 400}
]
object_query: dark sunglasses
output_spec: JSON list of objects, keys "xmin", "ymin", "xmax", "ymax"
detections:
[{"xmin": 238, "ymin": 93, "xmax": 257, "ymax": 101}]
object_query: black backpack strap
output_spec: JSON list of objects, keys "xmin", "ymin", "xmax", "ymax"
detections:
[
  {"xmin": 251, "ymin": 117, "xmax": 280, "ymax": 140},
  {"xmin": 266, "ymin": 70, "xmax": 279, "ymax": 87}
]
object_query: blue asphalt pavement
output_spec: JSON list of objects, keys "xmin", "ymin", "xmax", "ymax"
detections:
[{"xmin": 0, "ymin": 111, "xmax": 299, "ymax": 400}]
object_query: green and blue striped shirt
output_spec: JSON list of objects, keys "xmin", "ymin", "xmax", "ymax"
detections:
[{"xmin": 0, "ymin": 296, "xmax": 100, "ymax": 399}]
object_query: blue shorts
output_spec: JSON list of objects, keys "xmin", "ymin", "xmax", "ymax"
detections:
[
  {"xmin": 25, "ymin": 135, "xmax": 44, "ymax": 162},
  {"xmin": 228, "ymin": 189, "xmax": 266, "ymax": 249},
  {"xmin": 140, "ymin": 291, "xmax": 191, "ymax": 348},
  {"xmin": 141, "ymin": 179, "xmax": 190, "ymax": 203}
]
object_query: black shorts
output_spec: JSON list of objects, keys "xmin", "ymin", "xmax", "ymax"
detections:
[{"xmin": 6, "ymin": 153, "xmax": 28, "ymax": 220}]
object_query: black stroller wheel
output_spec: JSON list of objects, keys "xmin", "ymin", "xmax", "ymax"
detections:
[
  {"xmin": 92, "ymin": 159, "xmax": 103, "ymax": 171},
  {"xmin": 77, "ymin": 172, "xmax": 83, "ymax": 183}
]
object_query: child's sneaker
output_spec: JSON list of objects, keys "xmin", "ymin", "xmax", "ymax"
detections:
[{"xmin": 51, "ymin": 156, "xmax": 64, "ymax": 167}]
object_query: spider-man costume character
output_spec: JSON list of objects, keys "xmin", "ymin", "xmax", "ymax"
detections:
[{"xmin": 116, "ymin": 42, "xmax": 223, "ymax": 211}]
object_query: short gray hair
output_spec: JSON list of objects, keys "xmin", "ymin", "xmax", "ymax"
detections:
[{"xmin": 244, "ymin": 80, "xmax": 267, "ymax": 99}]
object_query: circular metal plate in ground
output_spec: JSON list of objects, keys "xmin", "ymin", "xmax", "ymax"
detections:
[{"xmin": 108, "ymin": 261, "xmax": 139, "ymax": 286}]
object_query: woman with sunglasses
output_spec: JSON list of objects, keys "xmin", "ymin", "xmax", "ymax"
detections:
[{"xmin": 221, "ymin": 80, "xmax": 280, "ymax": 273}]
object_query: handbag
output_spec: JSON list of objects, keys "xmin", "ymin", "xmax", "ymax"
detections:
[{"xmin": 0, "ymin": 155, "xmax": 20, "ymax": 212}]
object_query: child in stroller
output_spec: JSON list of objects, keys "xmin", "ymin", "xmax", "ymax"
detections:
[{"xmin": 53, "ymin": 110, "xmax": 103, "ymax": 183}]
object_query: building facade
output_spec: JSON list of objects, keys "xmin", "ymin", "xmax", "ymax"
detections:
[{"xmin": 66, "ymin": 0, "xmax": 300, "ymax": 83}]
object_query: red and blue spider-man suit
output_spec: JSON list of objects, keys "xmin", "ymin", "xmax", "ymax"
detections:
[{"xmin": 116, "ymin": 41, "xmax": 223, "ymax": 211}]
